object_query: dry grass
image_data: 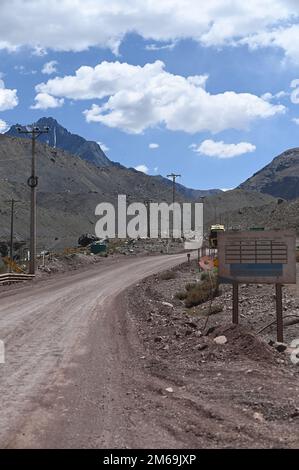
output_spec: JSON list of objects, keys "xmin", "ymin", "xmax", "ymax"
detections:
[
  {"xmin": 175, "ymin": 273, "xmax": 220, "ymax": 308},
  {"xmin": 175, "ymin": 290, "xmax": 187, "ymax": 300}
]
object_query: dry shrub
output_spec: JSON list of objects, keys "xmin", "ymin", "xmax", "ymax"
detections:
[
  {"xmin": 185, "ymin": 276, "xmax": 218, "ymax": 308},
  {"xmin": 160, "ymin": 270, "xmax": 176, "ymax": 281},
  {"xmin": 175, "ymin": 290, "xmax": 187, "ymax": 300}
]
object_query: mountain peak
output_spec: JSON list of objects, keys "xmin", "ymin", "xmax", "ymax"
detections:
[{"xmin": 6, "ymin": 117, "xmax": 112, "ymax": 168}]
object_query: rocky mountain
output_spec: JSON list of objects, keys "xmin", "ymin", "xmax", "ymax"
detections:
[
  {"xmin": 239, "ymin": 148, "xmax": 299, "ymax": 200},
  {"xmin": 153, "ymin": 175, "xmax": 222, "ymax": 200},
  {"xmin": 6, "ymin": 117, "xmax": 112, "ymax": 167},
  {"xmin": 0, "ymin": 133, "xmax": 278, "ymax": 250}
]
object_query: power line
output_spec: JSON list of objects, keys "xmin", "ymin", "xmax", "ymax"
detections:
[{"xmin": 167, "ymin": 173, "xmax": 181, "ymax": 204}]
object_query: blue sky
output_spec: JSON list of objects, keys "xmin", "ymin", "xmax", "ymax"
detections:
[{"xmin": 1, "ymin": 1, "xmax": 299, "ymax": 190}]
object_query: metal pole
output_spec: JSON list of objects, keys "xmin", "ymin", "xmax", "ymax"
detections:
[
  {"xmin": 275, "ymin": 284, "xmax": 283, "ymax": 343},
  {"xmin": 232, "ymin": 281, "xmax": 239, "ymax": 324}
]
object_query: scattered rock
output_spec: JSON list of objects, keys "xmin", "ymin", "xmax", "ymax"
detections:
[
  {"xmin": 185, "ymin": 321, "xmax": 197, "ymax": 329},
  {"xmin": 154, "ymin": 336, "xmax": 163, "ymax": 343},
  {"xmin": 165, "ymin": 387, "xmax": 174, "ymax": 393},
  {"xmin": 274, "ymin": 342, "xmax": 288, "ymax": 353},
  {"xmin": 253, "ymin": 412, "xmax": 264, "ymax": 422},
  {"xmin": 162, "ymin": 302, "xmax": 174, "ymax": 308},
  {"xmin": 197, "ymin": 344, "xmax": 208, "ymax": 351},
  {"xmin": 270, "ymin": 341, "xmax": 288, "ymax": 352},
  {"xmin": 214, "ymin": 335, "xmax": 228, "ymax": 345}
]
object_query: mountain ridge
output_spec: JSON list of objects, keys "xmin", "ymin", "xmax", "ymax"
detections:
[
  {"xmin": 239, "ymin": 147, "xmax": 299, "ymax": 200},
  {"xmin": 6, "ymin": 117, "xmax": 113, "ymax": 168}
]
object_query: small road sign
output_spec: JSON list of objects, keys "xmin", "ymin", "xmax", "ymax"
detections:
[
  {"xmin": 217, "ymin": 230, "xmax": 296, "ymax": 342},
  {"xmin": 218, "ymin": 230, "xmax": 296, "ymax": 284}
]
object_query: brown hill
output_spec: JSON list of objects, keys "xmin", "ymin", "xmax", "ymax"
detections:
[{"xmin": 239, "ymin": 148, "xmax": 299, "ymax": 200}]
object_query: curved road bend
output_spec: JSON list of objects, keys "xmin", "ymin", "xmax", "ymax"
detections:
[{"xmin": 0, "ymin": 253, "xmax": 188, "ymax": 448}]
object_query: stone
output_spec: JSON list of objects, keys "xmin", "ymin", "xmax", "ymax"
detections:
[
  {"xmin": 162, "ymin": 302, "xmax": 174, "ymax": 308},
  {"xmin": 214, "ymin": 335, "xmax": 228, "ymax": 345}
]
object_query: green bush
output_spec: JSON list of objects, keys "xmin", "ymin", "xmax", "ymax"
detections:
[
  {"xmin": 175, "ymin": 290, "xmax": 187, "ymax": 300},
  {"xmin": 200, "ymin": 272, "xmax": 209, "ymax": 281}
]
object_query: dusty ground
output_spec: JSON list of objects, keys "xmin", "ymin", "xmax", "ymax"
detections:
[
  {"xmin": 0, "ymin": 253, "xmax": 189, "ymax": 449},
  {"xmin": 0, "ymin": 255, "xmax": 298, "ymax": 449},
  {"xmin": 125, "ymin": 260, "xmax": 299, "ymax": 448}
]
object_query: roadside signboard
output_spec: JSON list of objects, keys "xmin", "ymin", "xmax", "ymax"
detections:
[{"xmin": 218, "ymin": 230, "xmax": 296, "ymax": 284}]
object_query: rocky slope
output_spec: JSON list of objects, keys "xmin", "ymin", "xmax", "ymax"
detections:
[
  {"xmin": 0, "ymin": 133, "xmax": 279, "ymax": 250},
  {"xmin": 239, "ymin": 148, "xmax": 299, "ymax": 200},
  {"xmin": 6, "ymin": 117, "xmax": 112, "ymax": 167}
]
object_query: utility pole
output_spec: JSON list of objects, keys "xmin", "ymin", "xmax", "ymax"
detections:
[
  {"xmin": 17, "ymin": 125, "xmax": 49, "ymax": 274},
  {"xmin": 167, "ymin": 173, "xmax": 181, "ymax": 240},
  {"xmin": 4, "ymin": 199, "xmax": 20, "ymax": 272},
  {"xmin": 167, "ymin": 173, "xmax": 181, "ymax": 204},
  {"xmin": 144, "ymin": 199, "xmax": 153, "ymax": 238}
]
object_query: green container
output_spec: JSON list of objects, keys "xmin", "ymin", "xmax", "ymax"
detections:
[{"xmin": 90, "ymin": 242, "xmax": 107, "ymax": 254}]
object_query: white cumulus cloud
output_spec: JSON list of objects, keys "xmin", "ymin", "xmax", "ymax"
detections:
[
  {"xmin": 0, "ymin": 79, "xmax": 18, "ymax": 111},
  {"xmin": 0, "ymin": 1, "xmax": 298, "ymax": 62},
  {"xmin": 192, "ymin": 140, "xmax": 256, "ymax": 158},
  {"xmin": 42, "ymin": 60, "xmax": 58, "ymax": 75},
  {"xmin": 135, "ymin": 164, "xmax": 149, "ymax": 174},
  {"xmin": 0, "ymin": 119, "xmax": 9, "ymax": 133},
  {"xmin": 149, "ymin": 143, "xmax": 159, "ymax": 149},
  {"xmin": 34, "ymin": 60, "xmax": 285, "ymax": 134},
  {"xmin": 97, "ymin": 141, "xmax": 109, "ymax": 152},
  {"xmin": 31, "ymin": 93, "xmax": 64, "ymax": 110}
]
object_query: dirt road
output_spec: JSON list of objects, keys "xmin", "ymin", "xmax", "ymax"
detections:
[{"xmin": 0, "ymin": 254, "xmax": 188, "ymax": 449}]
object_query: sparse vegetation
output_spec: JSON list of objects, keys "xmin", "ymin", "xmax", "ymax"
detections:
[
  {"xmin": 160, "ymin": 270, "xmax": 176, "ymax": 281},
  {"xmin": 191, "ymin": 304, "xmax": 223, "ymax": 317},
  {"xmin": 184, "ymin": 275, "xmax": 218, "ymax": 308},
  {"xmin": 200, "ymin": 272, "xmax": 209, "ymax": 281},
  {"xmin": 175, "ymin": 290, "xmax": 187, "ymax": 300},
  {"xmin": 185, "ymin": 282, "xmax": 197, "ymax": 291}
]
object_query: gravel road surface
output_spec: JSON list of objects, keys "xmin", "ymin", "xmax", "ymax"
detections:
[{"xmin": 0, "ymin": 254, "xmax": 187, "ymax": 448}]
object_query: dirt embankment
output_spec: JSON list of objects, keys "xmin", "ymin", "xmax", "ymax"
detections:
[{"xmin": 125, "ymin": 260, "xmax": 299, "ymax": 448}]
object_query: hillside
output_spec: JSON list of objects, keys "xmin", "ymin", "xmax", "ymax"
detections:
[
  {"xmin": 0, "ymin": 134, "xmax": 279, "ymax": 250},
  {"xmin": 6, "ymin": 117, "xmax": 112, "ymax": 167},
  {"xmin": 0, "ymin": 134, "xmax": 192, "ymax": 250},
  {"xmin": 239, "ymin": 148, "xmax": 299, "ymax": 200},
  {"xmin": 216, "ymin": 197, "xmax": 299, "ymax": 234}
]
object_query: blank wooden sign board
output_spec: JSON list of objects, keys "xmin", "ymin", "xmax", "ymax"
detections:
[{"xmin": 217, "ymin": 230, "xmax": 296, "ymax": 342}]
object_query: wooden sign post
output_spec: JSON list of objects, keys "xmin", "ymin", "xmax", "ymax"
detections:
[{"xmin": 218, "ymin": 230, "xmax": 296, "ymax": 342}]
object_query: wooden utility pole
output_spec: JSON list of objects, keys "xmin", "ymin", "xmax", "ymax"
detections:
[
  {"xmin": 144, "ymin": 199, "xmax": 153, "ymax": 238},
  {"xmin": 167, "ymin": 173, "xmax": 181, "ymax": 204},
  {"xmin": 17, "ymin": 125, "xmax": 49, "ymax": 274},
  {"xmin": 276, "ymin": 284, "xmax": 283, "ymax": 343}
]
